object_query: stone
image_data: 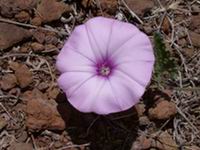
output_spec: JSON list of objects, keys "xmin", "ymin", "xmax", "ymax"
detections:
[
  {"xmin": 82, "ymin": 0, "xmax": 117, "ymax": 16},
  {"xmin": 31, "ymin": 17, "xmax": 42, "ymax": 26},
  {"xmin": 15, "ymin": 11, "xmax": 30, "ymax": 22},
  {"xmin": 36, "ymin": 0, "xmax": 70, "ymax": 23},
  {"xmin": 32, "ymin": 30, "xmax": 46, "ymax": 43},
  {"xmin": 81, "ymin": 0, "xmax": 92, "ymax": 8},
  {"xmin": 139, "ymin": 116, "xmax": 150, "ymax": 126},
  {"xmin": 26, "ymin": 92, "xmax": 66, "ymax": 131},
  {"xmin": 189, "ymin": 31, "xmax": 200, "ymax": 47},
  {"xmin": 125, "ymin": 0, "xmax": 154, "ymax": 16},
  {"xmin": 16, "ymin": 131, "xmax": 28, "ymax": 142},
  {"xmin": 139, "ymin": 136, "xmax": 151, "ymax": 150},
  {"xmin": 47, "ymin": 88, "xmax": 60, "ymax": 99},
  {"xmin": 161, "ymin": 16, "xmax": 171, "ymax": 34},
  {"xmin": 37, "ymin": 82, "xmax": 49, "ymax": 91},
  {"xmin": 0, "ymin": 0, "xmax": 36, "ymax": 17},
  {"xmin": 131, "ymin": 135, "xmax": 152, "ymax": 150},
  {"xmin": 135, "ymin": 103, "xmax": 146, "ymax": 117},
  {"xmin": 8, "ymin": 88, "xmax": 21, "ymax": 97},
  {"xmin": 184, "ymin": 48, "xmax": 195, "ymax": 58},
  {"xmin": 31, "ymin": 42, "xmax": 45, "ymax": 52},
  {"xmin": 15, "ymin": 64, "xmax": 32, "ymax": 88},
  {"xmin": 9, "ymin": 61, "xmax": 20, "ymax": 71},
  {"xmin": 0, "ymin": 23, "xmax": 31, "ymax": 50},
  {"xmin": 19, "ymin": 44, "xmax": 31, "ymax": 53},
  {"xmin": 151, "ymin": 131, "xmax": 178, "ymax": 150},
  {"xmin": 45, "ymin": 35, "xmax": 58, "ymax": 45},
  {"xmin": 148, "ymin": 101, "xmax": 177, "ymax": 120},
  {"xmin": 190, "ymin": 15, "xmax": 200, "ymax": 30},
  {"xmin": 0, "ymin": 74, "xmax": 17, "ymax": 90},
  {"xmin": 45, "ymin": 44, "xmax": 58, "ymax": 53},
  {"xmin": 10, "ymin": 142, "xmax": 33, "ymax": 150},
  {"xmin": 99, "ymin": 0, "xmax": 118, "ymax": 15},
  {"xmin": 21, "ymin": 88, "xmax": 47, "ymax": 103},
  {"xmin": 0, "ymin": 116, "xmax": 7, "ymax": 130}
]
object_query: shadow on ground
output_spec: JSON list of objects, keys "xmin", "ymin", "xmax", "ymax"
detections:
[{"xmin": 56, "ymin": 92, "xmax": 139, "ymax": 150}]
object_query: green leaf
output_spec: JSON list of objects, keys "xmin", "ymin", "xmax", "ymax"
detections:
[{"xmin": 153, "ymin": 32, "xmax": 176, "ymax": 81}]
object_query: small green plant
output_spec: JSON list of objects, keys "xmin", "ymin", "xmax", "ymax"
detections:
[{"xmin": 153, "ymin": 32, "xmax": 176, "ymax": 82}]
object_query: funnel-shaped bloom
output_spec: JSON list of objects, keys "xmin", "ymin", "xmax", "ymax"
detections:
[{"xmin": 56, "ymin": 17, "xmax": 155, "ymax": 115}]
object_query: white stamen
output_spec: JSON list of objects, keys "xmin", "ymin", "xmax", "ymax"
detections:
[{"xmin": 100, "ymin": 66, "xmax": 110, "ymax": 76}]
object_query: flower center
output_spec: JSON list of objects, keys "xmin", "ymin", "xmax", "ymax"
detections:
[
  {"xmin": 99, "ymin": 66, "xmax": 111, "ymax": 76},
  {"xmin": 96, "ymin": 59, "xmax": 115, "ymax": 77}
]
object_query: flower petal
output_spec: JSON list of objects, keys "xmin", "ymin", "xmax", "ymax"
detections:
[
  {"xmin": 56, "ymin": 46, "xmax": 95, "ymax": 73},
  {"xmin": 85, "ymin": 17, "xmax": 114, "ymax": 60},
  {"xmin": 57, "ymin": 72, "xmax": 94, "ymax": 93},
  {"xmin": 116, "ymin": 61, "xmax": 154, "ymax": 86},
  {"xmin": 107, "ymin": 21, "xmax": 140, "ymax": 56},
  {"xmin": 65, "ymin": 24, "xmax": 96, "ymax": 62},
  {"xmin": 67, "ymin": 76, "xmax": 122, "ymax": 114},
  {"xmin": 108, "ymin": 71, "xmax": 145, "ymax": 111},
  {"xmin": 110, "ymin": 32, "xmax": 155, "ymax": 64}
]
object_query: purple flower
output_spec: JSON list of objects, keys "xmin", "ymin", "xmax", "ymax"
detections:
[{"xmin": 56, "ymin": 17, "xmax": 155, "ymax": 115}]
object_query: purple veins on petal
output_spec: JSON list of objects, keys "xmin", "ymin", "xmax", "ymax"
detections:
[
  {"xmin": 85, "ymin": 17, "xmax": 115, "ymax": 60},
  {"xmin": 66, "ymin": 24, "xmax": 96, "ymax": 62}
]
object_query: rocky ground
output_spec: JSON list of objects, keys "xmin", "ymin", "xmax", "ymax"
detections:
[{"xmin": 0, "ymin": 0, "xmax": 200, "ymax": 150}]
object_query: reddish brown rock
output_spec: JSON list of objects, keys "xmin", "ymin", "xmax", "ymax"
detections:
[
  {"xmin": 19, "ymin": 43, "xmax": 31, "ymax": 53},
  {"xmin": 190, "ymin": 15, "xmax": 200, "ymax": 30},
  {"xmin": 161, "ymin": 16, "xmax": 171, "ymax": 34},
  {"xmin": 0, "ymin": 74, "xmax": 17, "ymax": 90},
  {"xmin": 83, "ymin": 0, "xmax": 119, "ymax": 17},
  {"xmin": 15, "ymin": 64, "xmax": 32, "ymax": 88},
  {"xmin": 21, "ymin": 88, "xmax": 47, "ymax": 103},
  {"xmin": 10, "ymin": 142, "xmax": 33, "ymax": 150},
  {"xmin": 139, "ymin": 116, "xmax": 150, "ymax": 126},
  {"xmin": 189, "ymin": 31, "xmax": 200, "ymax": 47},
  {"xmin": 0, "ymin": 23, "xmax": 31, "ymax": 50},
  {"xmin": 9, "ymin": 0, "xmax": 36, "ymax": 10},
  {"xmin": 32, "ymin": 30, "xmax": 46, "ymax": 43},
  {"xmin": 47, "ymin": 88, "xmax": 60, "ymax": 99},
  {"xmin": 148, "ymin": 101, "xmax": 177, "ymax": 120},
  {"xmin": 15, "ymin": 11, "xmax": 30, "ymax": 22},
  {"xmin": 100, "ymin": 0, "xmax": 118, "ymax": 15},
  {"xmin": 151, "ymin": 131, "xmax": 177, "ymax": 150},
  {"xmin": 26, "ymin": 96, "xmax": 66, "ymax": 131},
  {"xmin": 131, "ymin": 135, "xmax": 152, "ymax": 150},
  {"xmin": 0, "ymin": 116, "xmax": 7, "ymax": 130},
  {"xmin": 37, "ymin": 82, "xmax": 49, "ymax": 91},
  {"xmin": 45, "ymin": 44, "xmax": 58, "ymax": 53},
  {"xmin": 8, "ymin": 88, "xmax": 21, "ymax": 97},
  {"xmin": 36, "ymin": 0, "xmax": 69, "ymax": 23},
  {"xmin": 0, "ymin": 0, "xmax": 36, "ymax": 17},
  {"xmin": 31, "ymin": 42, "xmax": 45, "ymax": 52},
  {"xmin": 9, "ymin": 61, "xmax": 20, "ymax": 71},
  {"xmin": 184, "ymin": 48, "xmax": 195, "ymax": 58},
  {"xmin": 15, "ymin": 131, "xmax": 28, "ymax": 142},
  {"xmin": 135, "ymin": 103, "xmax": 145, "ymax": 117},
  {"xmin": 31, "ymin": 17, "xmax": 42, "ymax": 26},
  {"xmin": 81, "ymin": 0, "xmax": 90, "ymax": 7},
  {"xmin": 125, "ymin": 0, "xmax": 154, "ymax": 16},
  {"xmin": 45, "ymin": 35, "xmax": 58, "ymax": 45},
  {"xmin": 177, "ymin": 38, "xmax": 187, "ymax": 47}
]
